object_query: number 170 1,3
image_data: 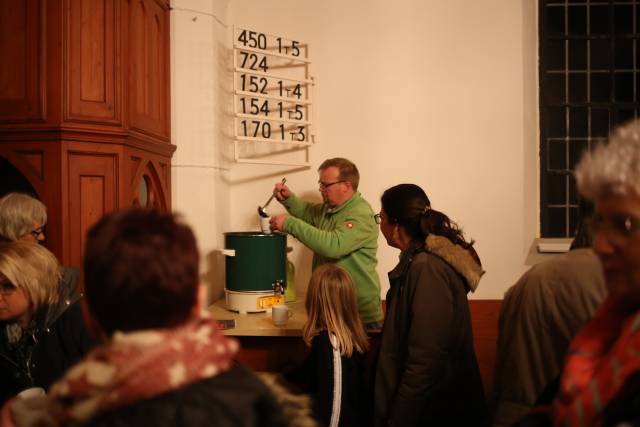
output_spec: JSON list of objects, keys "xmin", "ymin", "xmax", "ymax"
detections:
[{"xmin": 240, "ymin": 120, "xmax": 306, "ymax": 142}]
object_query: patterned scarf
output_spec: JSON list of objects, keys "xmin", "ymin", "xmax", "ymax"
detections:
[
  {"xmin": 4, "ymin": 315, "xmax": 238, "ymax": 427},
  {"xmin": 552, "ymin": 295, "xmax": 640, "ymax": 426}
]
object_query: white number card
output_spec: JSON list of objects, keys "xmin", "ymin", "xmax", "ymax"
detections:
[{"xmin": 233, "ymin": 27, "xmax": 315, "ymax": 166}]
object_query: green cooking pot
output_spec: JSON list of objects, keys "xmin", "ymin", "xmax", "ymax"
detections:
[{"xmin": 224, "ymin": 232, "xmax": 286, "ymax": 292}]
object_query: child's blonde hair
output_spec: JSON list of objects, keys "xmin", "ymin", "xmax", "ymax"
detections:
[{"xmin": 302, "ymin": 264, "xmax": 369, "ymax": 356}]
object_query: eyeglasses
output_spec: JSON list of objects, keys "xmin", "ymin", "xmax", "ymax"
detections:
[
  {"xmin": 592, "ymin": 214, "xmax": 640, "ymax": 245},
  {"xmin": 0, "ymin": 281, "xmax": 17, "ymax": 296},
  {"xmin": 318, "ymin": 180, "xmax": 345, "ymax": 189},
  {"xmin": 30, "ymin": 227, "xmax": 44, "ymax": 239},
  {"xmin": 374, "ymin": 213, "xmax": 382, "ymax": 224}
]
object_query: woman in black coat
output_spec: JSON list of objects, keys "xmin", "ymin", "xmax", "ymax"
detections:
[
  {"xmin": 374, "ymin": 184, "xmax": 488, "ymax": 427},
  {"xmin": 0, "ymin": 241, "xmax": 95, "ymax": 404}
]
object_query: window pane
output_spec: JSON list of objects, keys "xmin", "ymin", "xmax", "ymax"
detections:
[
  {"xmin": 614, "ymin": 107, "xmax": 636, "ymax": 126},
  {"xmin": 569, "ymin": 140, "xmax": 588, "ymax": 170},
  {"xmin": 539, "ymin": 0, "xmax": 640, "ymax": 238},
  {"xmin": 568, "ymin": 6, "xmax": 587, "ymax": 35},
  {"xmin": 590, "ymin": 5, "xmax": 610, "ymax": 35},
  {"xmin": 568, "ymin": 206, "xmax": 579, "ymax": 236},
  {"xmin": 614, "ymin": 5, "xmax": 633, "ymax": 34},
  {"xmin": 590, "ymin": 73, "xmax": 611, "ymax": 103},
  {"xmin": 569, "ymin": 177, "xmax": 579, "ymax": 205},
  {"xmin": 569, "ymin": 39, "xmax": 587, "ymax": 69},
  {"xmin": 548, "ymin": 140, "xmax": 567, "ymax": 171},
  {"xmin": 547, "ymin": 206, "xmax": 568, "ymax": 237},
  {"xmin": 614, "ymin": 72, "xmax": 634, "ymax": 102},
  {"xmin": 547, "ymin": 107, "xmax": 567, "ymax": 137},
  {"xmin": 546, "ymin": 73, "xmax": 566, "ymax": 104},
  {"xmin": 615, "ymin": 38, "xmax": 634, "ymax": 69},
  {"xmin": 547, "ymin": 173, "xmax": 568, "ymax": 203},
  {"xmin": 547, "ymin": 39, "xmax": 566, "ymax": 70},
  {"xmin": 591, "ymin": 108, "xmax": 610, "ymax": 137},
  {"xmin": 591, "ymin": 39, "xmax": 611, "ymax": 70},
  {"xmin": 546, "ymin": 6, "xmax": 565, "ymax": 35},
  {"xmin": 570, "ymin": 107, "xmax": 588, "ymax": 137},
  {"xmin": 569, "ymin": 73, "xmax": 588, "ymax": 103}
]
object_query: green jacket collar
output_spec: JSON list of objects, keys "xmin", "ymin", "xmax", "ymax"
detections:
[{"xmin": 326, "ymin": 191, "xmax": 361, "ymax": 214}]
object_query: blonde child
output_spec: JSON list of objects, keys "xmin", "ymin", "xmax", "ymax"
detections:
[{"xmin": 288, "ymin": 264, "xmax": 369, "ymax": 427}]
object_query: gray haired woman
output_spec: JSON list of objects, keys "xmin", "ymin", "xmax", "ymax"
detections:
[
  {"xmin": 0, "ymin": 193, "xmax": 47, "ymax": 243},
  {"xmin": 516, "ymin": 119, "xmax": 640, "ymax": 426}
]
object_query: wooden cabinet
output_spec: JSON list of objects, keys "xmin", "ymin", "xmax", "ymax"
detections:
[{"xmin": 0, "ymin": 0, "xmax": 174, "ymax": 267}]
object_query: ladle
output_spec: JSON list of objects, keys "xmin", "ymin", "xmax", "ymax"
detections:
[{"xmin": 258, "ymin": 177, "xmax": 286, "ymax": 218}]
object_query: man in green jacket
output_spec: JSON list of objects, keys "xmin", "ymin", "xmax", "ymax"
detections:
[{"xmin": 269, "ymin": 158, "xmax": 383, "ymax": 329}]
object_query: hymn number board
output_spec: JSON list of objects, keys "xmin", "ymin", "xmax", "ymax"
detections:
[{"xmin": 233, "ymin": 27, "xmax": 313, "ymax": 151}]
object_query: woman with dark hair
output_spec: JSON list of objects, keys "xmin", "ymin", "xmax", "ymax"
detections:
[{"xmin": 373, "ymin": 184, "xmax": 487, "ymax": 427}]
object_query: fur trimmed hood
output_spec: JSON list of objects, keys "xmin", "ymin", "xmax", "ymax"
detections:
[{"xmin": 425, "ymin": 235, "xmax": 485, "ymax": 292}]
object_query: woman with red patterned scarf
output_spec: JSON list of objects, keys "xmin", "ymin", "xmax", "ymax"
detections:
[
  {"xmin": 0, "ymin": 209, "xmax": 304, "ymax": 427},
  {"xmin": 518, "ymin": 119, "xmax": 640, "ymax": 427}
]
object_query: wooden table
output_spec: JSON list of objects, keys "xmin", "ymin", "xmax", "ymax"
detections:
[{"xmin": 208, "ymin": 298, "xmax": 309, "ymax": 371}]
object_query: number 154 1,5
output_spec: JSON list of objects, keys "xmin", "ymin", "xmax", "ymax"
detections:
[{"xmin": 240, "ymin": 98, "xmax": 304, "ymax": 120}]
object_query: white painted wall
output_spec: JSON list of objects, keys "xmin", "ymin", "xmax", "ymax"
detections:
[{"xmin": 171, "ymin": 0, "xmax": 539, "ymax": 301}]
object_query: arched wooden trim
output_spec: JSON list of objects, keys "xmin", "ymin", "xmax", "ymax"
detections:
[
  {"xmin": 130, "ymin": 158, "xmax": 167, "ymax": 211},
  {"xmin": 0, "ymin": 152, "xmax": 45, "ymax": 198}
]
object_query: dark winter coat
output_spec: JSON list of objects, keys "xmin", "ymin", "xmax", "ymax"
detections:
[
  {"xmin": 374, "ymin": 236, "xmax": 488, "ymax": 427},
  {"xmin": 0, "ymin": 268, "xmax": 96, "ymax": 404},
  {"xmin": 86, "ymin": 364, "xmax": 291, "ymax": 427},
  {"xmin": 286, "ymin": 330, "xmax": 366, "ymax": 426}
]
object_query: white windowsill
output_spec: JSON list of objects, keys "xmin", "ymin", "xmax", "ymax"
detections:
[{"xmin": 525, "ymin": 238, "xmax": 573, "ymax": 266}]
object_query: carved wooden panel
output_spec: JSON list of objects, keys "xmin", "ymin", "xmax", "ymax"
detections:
[
  {"xmin": 128, "ymin": 0, "xmax": 170, "ymax": 140},
  {"xmin": 65, "ymin": 0, "xmax": 121, "ymax": 125},
  {"xmin": 0, "ymin": 0, "xmax": 173, "ymax": 267},
  {"xmin": 67, "ymin": 151, "xmax": 117, "ymax": 267},
  {"xmin": 0, "ymin": 0, "xmax": 44, "ymax": 123}
]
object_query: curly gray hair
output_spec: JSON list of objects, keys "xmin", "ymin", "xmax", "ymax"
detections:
[{"xmin": 576, "ymin": 119, "xmax": 640, "ymax": 200}]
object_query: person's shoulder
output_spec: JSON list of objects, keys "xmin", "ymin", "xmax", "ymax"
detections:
[
  {"xmin": 350, "ymin": 192, "xmax": 375, "ymax": 211},
  {"xmin": 518, "ymin": 248, "xmax": 601, "ymax": 286},
  {"xmin": 413, "ymin": 249, "xmax": 448, "ymax": 270},
  {"xmin": 87, "ymin": 364, "xmax": 288, "ymax": 427},
  {"xmin": 311, "ymin": 330, "xmax": 335, "ymax": 353},
  {"xmin": 60, "ymin": 267, "xmax": 81, "ymax": 299}
]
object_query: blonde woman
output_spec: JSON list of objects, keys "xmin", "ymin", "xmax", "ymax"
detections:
[
  {"xmin": 288, "ymin": 264, "xmax": 369, "ymax": 427},
  {"xmin": 0, "ymin": 193, "xmax": 47, "ymax": 242},
  {"xmin": 0, "ymin": 242, "xmax": 94, "ymax": 404}
]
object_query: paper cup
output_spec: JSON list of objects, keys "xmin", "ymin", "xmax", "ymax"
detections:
[{"xmin": 260, "ymin": 216, "xmax": 272, "ymax": 234}]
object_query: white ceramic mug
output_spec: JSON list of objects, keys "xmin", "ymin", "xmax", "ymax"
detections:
[
  {"xmin": 260, "ymin": 216, "xmax": 272, "ymax": 234},
  {"xmin": 272, "ymin": 304, "xmax": 292, "ymax": 326},
  {"xmin": 18, "ymin": 387, "xmax": 45, "ymax": 399}
]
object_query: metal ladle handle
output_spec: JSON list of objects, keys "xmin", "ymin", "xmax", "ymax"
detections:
[{"xmin": 262, "ymin": 177, "xmax": 287, "ymax": 209}]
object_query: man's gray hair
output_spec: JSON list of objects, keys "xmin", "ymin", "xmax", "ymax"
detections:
[
  {"xmin": 0, "ymin": 193, "xmax": 47, "ymax": 241},
  {"xmin": 576, "ymin": 119, "xmax": 640, "ymax": 200}
]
